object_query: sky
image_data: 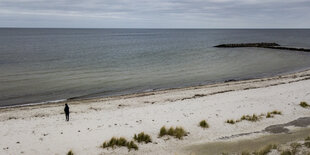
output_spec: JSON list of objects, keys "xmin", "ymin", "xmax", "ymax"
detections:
[{"xmin": 0, "ymin": 0, "xmax": 309, "ymax": 28}]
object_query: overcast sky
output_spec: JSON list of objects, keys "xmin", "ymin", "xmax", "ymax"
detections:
[{"xmin": 0, "ymin": 0, "xmax": 309, "ymax": 28}]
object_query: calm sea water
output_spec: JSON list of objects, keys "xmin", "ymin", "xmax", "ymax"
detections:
[{"xmin": 1, "ymin": 28, "xmax": 310, "ymax": 107}]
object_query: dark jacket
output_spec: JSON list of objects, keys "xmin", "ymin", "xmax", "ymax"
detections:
[{"xmin": 64, "ymin": 105, "xmax": 69, "ymax": 114}]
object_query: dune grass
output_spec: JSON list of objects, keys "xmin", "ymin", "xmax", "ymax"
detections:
[
  {"xmin": 67, "ymin": 150, "xmax": 74, "ymax": 155},
  {"xmin": 300, "ymin": 101, "xmax": 309, "ymax": 108},
  {"xmin": 241, "ymin": 151, "xmax": 251, "ymax": 155},
  {"xmin": 226, "ymin": 119, "xmax": 235, "ymax": 124},
  {"xmin": 133, "ymin": 132, "xmax": 152, "ymax": 144},
  {"xmin": 280, "ymin": 150, "xmax": 292, "ymax": 155},
  {"xmin": 159, "ymin": 126, "xmax": 187, "ymax": 139},
  {"xmin": 228, "ymin": 110, "xmax": 282, "ymax": 124},
  {"xmin": 266, "ymin": 110, "xmax": 282, "ymax": 118},
  {"xmin": 159, "ymin": 126, "xmax": 167, "ymax": 137},
  {"xmin": 253, "ymin": 144, "xmax": 277, "ymax": 155},
  {"xmin": 199, "ymin": 120, "xmax": 209, "ymax": 128},
  {"xmin": 127, "ymin": 141, "xmax": 139, "ymax": 151},
  {"xmin": 240, "ymin": 114, "xmax": 260, "ymax": 122},
  {"xmin": 102, "ymin": 137, "xmax": 138, "ymax": 151}
]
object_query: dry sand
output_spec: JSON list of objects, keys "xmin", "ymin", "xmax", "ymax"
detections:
[{"xmin": 1, "ymin": 70, "xmax": 310, "ymax": 155}]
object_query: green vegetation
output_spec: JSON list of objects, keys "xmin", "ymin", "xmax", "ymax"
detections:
[
  {"xmin": 290, "ymin": 142, "xmax": 301, "ymax": 154},
  {"xmin": 226, "ymin": 119, "xmax": 235, "ymax": 124},
  {"xmin": 240, "ymin": 114, "xmax": 260, "ymax": 122},
  {"xmin": 159, "ymin": 126, "xmax": 167, "ymax": 137},
  {"xmin": 127, "ymin": 141, "xmax": 139, "ymax": 151},
  {"xmin": 253, "ymin": 144, "xmax": 277, "ymax": 155},
  {"xmin": 241, "ymin": 151, "xmax": 251, "ymax": 155},
  {"xmin": 300, "ymin": 101, "xmax": 309, "ymax": 108},
  {"xmin": 266, "ymin": 112, "xmax": 273, "ymax": 118},
  {"xmin": 281, "ymin": 150, "xmax": 292, "ymax": 155},
  {"xmin": 158, "ymin": 126, "xmax": 187, "ymax": 139},
  {"xmin": 102, "ymin": 137, "xmax": 138, "ymax": 151},
  {"xmin": 199, "ymin": 120, "xmax": 209, "ymax": 128},
  {"xmin": 133, "ymin": 132, "xmax": 152, "ymax": 144},
  {"xmin": 67, "ymin": 150, "xmax": 74, "ymax": 155},
  {"xmin": 266, "ymin": 110, "xmax": 282, "ymax": 118},
  {"xmin": 305, "ymin": 136, "xmax": 310, "ymax": 141},
  {"xmin": 305, "ymin": 141, "xmax": 310, "ymax": 148}
]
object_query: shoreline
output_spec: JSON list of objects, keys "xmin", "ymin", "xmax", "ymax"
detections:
[
  {"xmin": 1, "ymin": 68, "xmax": 310, "ymax": 154},
  {"xmin": 2, "ymin": 67, "xmax": 310, "ymax": 110}
]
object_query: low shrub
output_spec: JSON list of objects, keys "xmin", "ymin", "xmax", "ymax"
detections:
[
  {"xmin": 102, "ymin": 137, "xmax": 138, "ymax": 151},
  {"xmin": 133, "ymin": 132, "xmax": 152, "ymax": 144},
  {"xmin": 158, "ymin": 126, "xmax": 187, "ymax": 139},
  {"xmin": 199, "ymin": 120, "xmax": 209, "ymax": 128},
  {"xmin": 305, "ymin": 141, "xmax": 310, "ymax": 148},
  {"xmin": 300, "ymin": 101, "xmax": 309, "ymax": 108}
]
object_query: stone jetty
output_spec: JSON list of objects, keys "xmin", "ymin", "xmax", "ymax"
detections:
[{"xmin": 214, "ymin": 42, "xmax": 310, "ymax": 52}]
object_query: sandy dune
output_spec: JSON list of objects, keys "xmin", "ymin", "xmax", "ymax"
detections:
[{"xmin": 1, "ymin": 70, "xmax": 310, "ymax": 155}]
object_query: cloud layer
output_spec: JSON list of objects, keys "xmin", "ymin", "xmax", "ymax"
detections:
[{"xmin": 0, "ymin": 0, "xmax": 309, "ymax": 28}]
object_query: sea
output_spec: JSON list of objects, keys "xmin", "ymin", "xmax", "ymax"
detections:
[{"xmin": 1, "ymin": 28, "xmax": 310, "ymax": 107}]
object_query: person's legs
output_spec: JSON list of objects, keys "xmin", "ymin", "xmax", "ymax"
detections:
[{"xmin": 66, "ymin": 114, "xmax": 69, "ymax": 121}]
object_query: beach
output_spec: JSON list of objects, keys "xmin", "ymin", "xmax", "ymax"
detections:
[{"xmin": 1, "ymin": 69, "xmax": 310, "ymax": 155}]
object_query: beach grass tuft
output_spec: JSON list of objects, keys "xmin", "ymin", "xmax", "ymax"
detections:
[
  {"xmin": 133, "ymin": 132, "xmax": 152, "ymax": 144},
  {"xmin": 266, "ymin": 112, "xmax": 273, "ymax": 118},
  {"xmin": 159, "ymin": 126, "xmax": 167, "ymax": 137},
  {"xmin": 102, "ymin": 137, "xmax": 138, "ymax": 151},
  {"xmin": 270, "ymin": 110, "xmax": 282, "ymax": 115},
  {"xmin": 300, "ymin": 101, "xmax": 309, "ymax": 108},
  {"xmin": 67, "ymin": 150, "xmax": 74, "ymax": 155},
  {"xmin": 158, "ymin": 126, "xmax": 187, "ymax": 139},
  {"xmin": 199, "ymin": 120, "xmax": 209, "ymax": 128},
  {"xmin": 241, "ymin": 151, "xmax": 251, "ymax": 155},
  {"xmin": 266, "ymin": 110, "xmax": 282, "ymax": 118},
  {"xmin": 280, "ymin": 150, "xmax": 292, "ymax": 155},
  {"xmin": 240, "ymin": 114, "xmax": 260, "ymax": 122},
  {"xmin": 226, "ymin": 119, "xmax": 235, "ymax": 124},
  {"xmin": 253, "ymin": 144, "xmax": 277, "ymax": 155},
  {"xmin": 127, "ymin": 141, "xmax": 139, "ymax": 151}
]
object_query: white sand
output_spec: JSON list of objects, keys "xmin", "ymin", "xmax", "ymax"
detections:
[{"xmin": 1, "ymin": 70, "xmax": 310, "ymax": 155}]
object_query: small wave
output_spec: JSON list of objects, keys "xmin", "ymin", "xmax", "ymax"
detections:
[{"xmin": 0, "ymin": 99, "xmax": 67, "ymax": 109}]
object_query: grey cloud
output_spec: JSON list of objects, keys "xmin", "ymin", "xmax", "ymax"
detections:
[{"xmin": 0, "ymin": 0, "xmax": 309, "ymax": 28}]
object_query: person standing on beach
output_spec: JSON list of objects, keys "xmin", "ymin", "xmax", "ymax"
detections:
[{"xmin": 64, "ymin": 104, "xmax": 70, "ymax": 121}]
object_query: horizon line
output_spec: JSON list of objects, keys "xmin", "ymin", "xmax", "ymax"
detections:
[{"xmin": 0, "ymin": 27, "xmax": 310, "ymax": 29}]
